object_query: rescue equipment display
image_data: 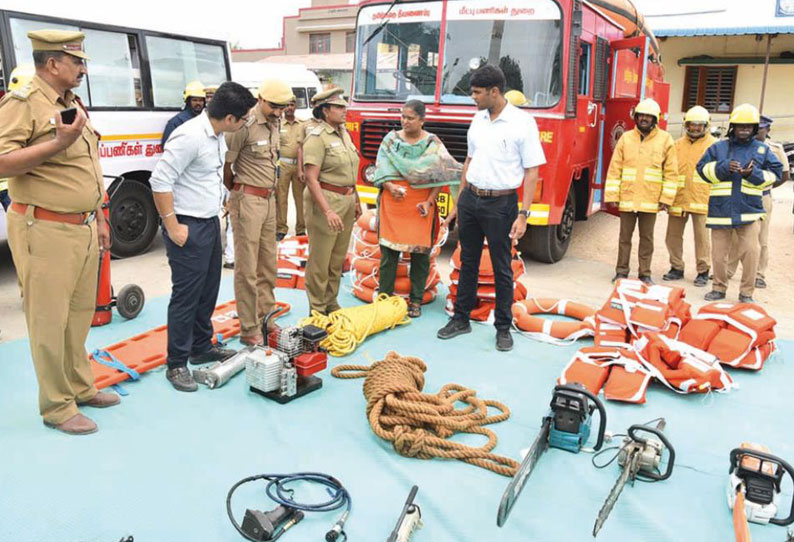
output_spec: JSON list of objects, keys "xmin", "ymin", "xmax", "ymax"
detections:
[
  {"xmin": 331, "ymin": 351, "xmax": 519, "ymax": 477},
  {"xmin": 348, "ymin": 210, "xmax": 443, "ymax": 304},
  {"xmin": 512, "ymin": 298, "xmax": 596, "ymax": 344},
  {"xmin": 226, "ymin": 472, "xmax": 351, "ymax": 542},
  {"xmin": 387, "ymin": 485, "xmax": 423, "ymax": 542},
  {"xmin": 93, "ymin": 192, "xmax": 144, "ymax": 326},
  {"xmin": 728, "ymin": 444, "xmax": 794, "ymax": 542},
  {"xmin": 300, "ymin": 294, "xmax": 410, "ymax": 357},
  {"xmin": 680, "ymin": 302, "xmax": 777, "ymax": 370},
  {"xmin": 275, "ymin": 235, "xmax": 309, "ymax": 290},
  {"xmin": 193, "ymin": 348, "xmax": 249, "ymax": 389},
  {"xmin": 592, "ymin": 419, "xmax": 675, "ymax": 536},
  {"xmin": 247, "ymin": 310, "xmax": 329, "ymax": 404},
  {"xmin": 445, "ymin": 242, "xmax": 528, "ymax": 323},
  {"xmin": 497, "ymin": 384, "xmax": 606, "ymax": 527},
  {"xmin": 90, "ymin": 300, "xmax": 291, "ymax": 390}
]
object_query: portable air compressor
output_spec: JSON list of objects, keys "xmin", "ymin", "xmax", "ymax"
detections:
[{"xmin": 728, "ymin": 443, "xmax": 794, "ymax": 527}]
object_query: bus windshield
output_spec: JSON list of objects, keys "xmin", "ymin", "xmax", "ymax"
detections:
[{"xmin": 354, "ymin": 0, "xmax": 563, "ymax": 108}]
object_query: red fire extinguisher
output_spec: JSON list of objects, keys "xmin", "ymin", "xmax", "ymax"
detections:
[{"xmin": 92, "ymin": 190, "xmax": 145, "ymax": 326}]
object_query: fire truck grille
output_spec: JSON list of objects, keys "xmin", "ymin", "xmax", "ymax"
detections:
[{"xmin": 360, "ymin": 120, "xmax": 470, "ymax": 163}]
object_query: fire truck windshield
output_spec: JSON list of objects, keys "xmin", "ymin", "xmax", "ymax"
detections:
[{"xmin": 354, "ymin": 0, "xmax": 563, "ymax": 108}]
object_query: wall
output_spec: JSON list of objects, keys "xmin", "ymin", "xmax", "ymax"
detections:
[{"xmin": 659, "ymin": 34, "xmax": 794, "ymax": 141}]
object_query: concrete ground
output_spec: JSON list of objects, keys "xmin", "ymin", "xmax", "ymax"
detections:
[{"xmin": 1, "ymin": 186, "xmax": 792, "ymax": 343}]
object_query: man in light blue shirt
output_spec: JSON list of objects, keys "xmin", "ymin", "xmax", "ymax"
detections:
[{"xmin": 151, "ymin": 82, "xmax": 257, "ymax": 392}]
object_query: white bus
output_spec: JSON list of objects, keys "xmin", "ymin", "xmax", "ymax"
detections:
[
  {"xmin": 232, "ymin": 62, "xmax": 322, "ymax": 121},
  {"xmin": 0, "ymin": 9, "xmax": 232, "ymax": 257}
]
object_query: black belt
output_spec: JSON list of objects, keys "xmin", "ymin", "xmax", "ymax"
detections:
[{"xmin": 467, "ymin": 185, "xmax": 517, "ymax": 198}]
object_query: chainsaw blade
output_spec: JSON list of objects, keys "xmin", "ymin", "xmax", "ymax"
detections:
[
  {"xmin": 593, "ymin": 450, "xmax": 637, "ymax": 537},
  {"xmin": 496, "ymin": 417, "xmax": 551, "ymax": 527}
]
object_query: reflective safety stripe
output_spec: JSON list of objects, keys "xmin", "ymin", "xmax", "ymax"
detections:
[
  {"xmin": 605, "ymin": 179, "xmax": 621, "ymax": 190},
  {"xmin": 710, "ymin": 182, "xmax": 732, "ymax": 197},
  {"xmin": 618, "ymin": 201, "xmax": 636, "ymax": 211},
  {"xmin": 760, "ymin": 170, "xmax": 777, "ymax": 188},
  {"xmin": 706, "ymin": 216, "xmax": 732, "ymax": 225},
  {"xmin": 669, "ymin": 206, "xmax": 683, "ymax": 215},
  {"xmin": 740, "ymin": 183, "xmax": 763, "ymax": 197},
  {"xmin": 741, "ymin": 213, "xmax": 766, "ymax": 222},
  {"xmin": 689, "ymin": 202, "xmax": 708, "ymax": 212},
  {"xmin": 621, "ymin": 174, "xmax": 636, "ymax": 181},
  {"xmin": 701, "ymin": 162, "xmax": 719, "ymax": 183},
  {"xmin": 639, "ymin": 201, "xmax": 659, "ymax": 211}
]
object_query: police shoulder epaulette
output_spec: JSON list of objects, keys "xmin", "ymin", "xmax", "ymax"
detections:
[
  {"xmin": 245, "ymin": 115, "xmax": 256, "ymax": 127},
  {"xmin": 10, "ymin": 83, "xmax": 34, "ymax": 100},
  {"xmin": 308, "ymin": 126, "xmax": 324, "ymax": 137}
]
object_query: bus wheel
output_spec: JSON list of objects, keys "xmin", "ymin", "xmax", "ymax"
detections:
[
  {"xmin": 520, "ymin": 188, "xmax": 575, "ymax": 263},
  {"xmin": 109, "ymin": 180, "xmax": 158, "ymax": 259}
]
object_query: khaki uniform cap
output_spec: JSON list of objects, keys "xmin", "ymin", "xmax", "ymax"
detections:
[
  {"xmin": 311, "ymin": 87, "xmax": 347, "ymax": 107},
  {"xmin": 28, "ymin": 30, "xmax": 90, "ymax": 60},
  {"xmin": 258, "ymin": 79, "xmax": 294, "ymax": 105}
]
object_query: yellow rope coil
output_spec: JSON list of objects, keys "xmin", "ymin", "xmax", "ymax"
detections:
[
  {"xmin": 332, "ymin": 351, "xmax": 519, "ymax": 477},
  {"xmin": 299, "ymin": 294, "xmax": 410, "ymax": 357}
]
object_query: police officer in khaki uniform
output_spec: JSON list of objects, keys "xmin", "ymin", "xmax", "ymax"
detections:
[
  {"xmin": 303, "ymin": 88, "xmax": 361, "ymax": 314},
  {"xmin": 0, "ymin": 30, "xmax": 119, "ymax": 435},
  {"xmin": 276, "ymin": 98, "xmax": 306, "ymax": 239},
  {"xmin": 726, "ymin": 114, "xmax": 791, "ymax": 289},
  {"xmin": 223, "ymin": 79, "xmax": 294, "ymax": 345}
]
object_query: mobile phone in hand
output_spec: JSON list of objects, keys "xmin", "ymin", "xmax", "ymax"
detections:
[{"xmin": 60, "ymin": 107, "xmax": 78, "ymax": 125}]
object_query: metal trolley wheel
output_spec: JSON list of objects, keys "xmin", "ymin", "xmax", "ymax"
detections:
[{"xmin": 116, "ymin": 284, "xmax": 145, "ymax": 320}]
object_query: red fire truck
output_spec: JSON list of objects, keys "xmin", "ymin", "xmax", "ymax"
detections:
[{"xmin": 346, "ymin": 0, "xmax": 669, "ymax": 262}]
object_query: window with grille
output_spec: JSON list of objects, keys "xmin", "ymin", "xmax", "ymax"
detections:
[
  {"xmin": 310, "ymin": 33, "xmax": 331, "ymax": 54},
  {"xmin": 682, "ymin": 66, "xmax": 737, "ymax": 114}
]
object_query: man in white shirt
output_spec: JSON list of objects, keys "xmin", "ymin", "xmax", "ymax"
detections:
[
  {"xmin": 437, "ymin": 65, "xmax": 546, "ymax": 351},
  {"xmin": 150, "ymin": 82, "xmax": 257, "ymax": 392}
]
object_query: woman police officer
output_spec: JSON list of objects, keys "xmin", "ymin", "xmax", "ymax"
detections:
[{"xmin": 302, "ymin": 88, "xmax": 361, "ymax": 314}]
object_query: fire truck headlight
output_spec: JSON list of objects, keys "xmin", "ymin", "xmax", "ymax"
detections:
[{"xmin": 364, "ymin": 164, "xmax": 376, "ymax": 184}]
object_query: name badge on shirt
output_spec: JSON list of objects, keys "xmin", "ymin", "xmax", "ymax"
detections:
[
  {"xmin": 256, "ymin": 140, "xmax": 269, "ymax": 147},
  {"xmin": 329, "ymin": 141, "xmax": 342, "ymax": 148}
]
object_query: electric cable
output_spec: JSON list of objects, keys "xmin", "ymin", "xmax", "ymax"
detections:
[{"xmin": 227, "ymin": 472, "xmax": 351, "ymax": 542}]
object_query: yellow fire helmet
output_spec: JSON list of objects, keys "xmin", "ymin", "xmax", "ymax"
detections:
[
  {"xmin": 729, "ymin": 103, "xmax": 760, "ymax": 125},
  {"xmin": 633, "ymin": 98, "xmax": 661, "ymax": 121},
  {"xmin": 505, "ymin": 89, "xmax": 527, "ymax": 107},
  {"xmin": 183, "ymin": 80, "xmax": 206, "ymax": 101},
  {"xmin": 257, "ymin": 79, "xmax": 294, "ymax": 106},
  {"xmin": 684, "ymin": 105, "xmax": 710, "ymax": 125},
  {"xmin": 8, "ymin": 64, "xmax": 34, "ymax": 92}
]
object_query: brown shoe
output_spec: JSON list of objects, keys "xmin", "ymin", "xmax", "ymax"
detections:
[
  {"xmin": 77, "ymin": 391, "xmax": 121, "ymax": 408},
  {"xmin": 240, "ymin": 334, "xmax": 264, "ymax": 346},
  {"xmin": 44, "ymin": 413, "xmax": 98, "ymax": 435}
]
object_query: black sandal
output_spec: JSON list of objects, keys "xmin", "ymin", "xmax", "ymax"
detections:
[{"xmin": 407, "ymin": 302, "xmax": 422, "ymax": 318}]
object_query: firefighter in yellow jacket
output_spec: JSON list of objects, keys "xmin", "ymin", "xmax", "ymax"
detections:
[
  {"xmin": 663, "ymin": 105, "xmax": 717, "ymax": 287},
  {"xmin": 605, "ymin": 98, "xmax": 678, "ymax": 285}
]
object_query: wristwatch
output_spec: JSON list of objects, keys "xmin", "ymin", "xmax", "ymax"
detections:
[{"xmin": 518, "ymin": 209, "xmax": 530, "ymax": 218}]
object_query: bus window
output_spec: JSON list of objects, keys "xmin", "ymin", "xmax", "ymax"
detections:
[
  {"xmin": 579, "ymin": 41, "xmax": 591, "ymax": 96},
  {"xmin": 82, "ymin": 28, "xmax": 142, "ymax": 107},
  {"xmin": 146, "ymin": 35, "xmax": 227, "ymax": 108},
  {"xmin": 292, "ymin": 87, "xmax": 308, "ymax": 109}
]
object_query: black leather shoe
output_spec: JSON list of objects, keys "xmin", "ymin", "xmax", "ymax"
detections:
[
  {"xmin": 496, "ymin": 329, "xmax": 513, "ymax": 352},
  {"xmin": 739, "ymin": 294, "xmax": 756, "ymax": 303},
  {"xmin": 755, "ymin": 278, "xmax": 767, "ymax": 289},
  {"xmin": 189, "ymin": 346, "xmax": 237, "ymax": 365},
  {"xmin": 694, "ymin": 272, "xmax": 709, "ymax": 287},
  {"xmin": 611, "ymin": 273, "xmax": 628, "ymax": 283},
  {"xmin": 662, "ymin": 268, "xmax": 684, "ymax": 281},
  {"xmin": 276, "ymin": 232, "xmax": 287, "ymax": 241},
  {"xmin": 639, "ymin": 275, "xmax": 654, "ymax": 286},
  {"xmin": 704, "ymin": 290, "xmax": 726, "ymax": 301},
  {"xmin": 166, "ymin": 367, "xmax": 198, "ymax": 392},
  {"xmin": 223, "ymin": 261, "xmax": 234, "ymax": 269},
  {"xmin": 437, "ymin": 318, "xmax": 471, "ymax": 340}
]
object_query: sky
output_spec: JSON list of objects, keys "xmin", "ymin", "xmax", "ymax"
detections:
[{"xmin": 0, "ymin": 0, "xmax": 328, "ymax": 49}]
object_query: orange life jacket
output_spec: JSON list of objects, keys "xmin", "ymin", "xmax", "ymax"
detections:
[
  {"xmin": 679, "ymin": 302, "xmax": 776, "ymax": 370},
  {"xmin": 275, "ymin": 258, "xmax": 306, "ymax": 290},
  {"xmin": 558, "ymin": 346, "xmax": 653, "ymax": 403},
  {"xmin": 597, "ymin": 279, "xmax": 690, "ymax": 340}
]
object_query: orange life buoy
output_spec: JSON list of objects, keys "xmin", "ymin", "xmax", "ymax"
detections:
[
  {"xmin": 444, "ymin": 295, "xmax": 496, "ymax": 322},
  {"xmin": 356, "ymin": 210, "xmax": 377, "ymax": 232},
  {"xmin": 448, "ymin": 282, "xmax": 526, "ymax": 301},
  {"xmin": 355, "ymin": 266, "xmax": 439, "ymax": 291},
  {"xmin": 352, "ymin": 283, "xmax": 436, "ymax": 305},
  {"xmin": 512, "ymin": 298, "xmax": 596, "ymax": 341},
  {"xmin": 450, "ymin": 244, "xmax": 520, "ymax": 276},
  {"xmin": 352, "ymin": 257, "xmax": 409, "ymax": 278}
]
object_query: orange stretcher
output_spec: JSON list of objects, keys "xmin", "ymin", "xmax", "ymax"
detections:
[{"xmin": 90, "ymin": 300, "xmax": 291, "ymax": 389}]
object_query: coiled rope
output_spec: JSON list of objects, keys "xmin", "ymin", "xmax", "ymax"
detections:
[
  {"xmin": 299, "ymin": 294, "xmax": 410, "ymax": 357},
  {"xmin": 331, "ymin": 351, "xmax": 519, "ymax": 477}
]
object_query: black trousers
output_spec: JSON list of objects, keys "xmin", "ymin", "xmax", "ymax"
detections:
[
  {"xmin": 453, "ymin": 188, "xmax": 518, "ymax": 330},
  {"xmin": 163, "ymin": 215, "xmax": 222, "ymax": 368}
]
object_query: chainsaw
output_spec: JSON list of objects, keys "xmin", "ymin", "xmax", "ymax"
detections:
[
  {"xmin": 593, "ymin": 419, "xmax": 675, "ymax": 537},
  {"xmin": 496, "ymin": 383, "xmax": 606, "ymax": 527},
  {"xmin": 728, "ymin": 443, "xmax": 794, "ymax": 541}
]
